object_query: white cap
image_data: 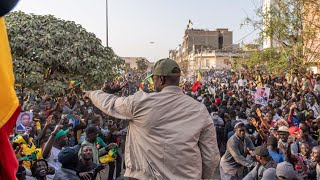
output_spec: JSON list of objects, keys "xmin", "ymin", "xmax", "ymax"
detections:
[{"xmin": 277, "ymin": 126, "xmax": 289, "ymax": 132}]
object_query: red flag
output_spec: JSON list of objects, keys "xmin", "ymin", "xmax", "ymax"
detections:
[
  {"xmin": 191, "ymin": 81, "xmax": 201, "ymax": 92},
  {"xmin": 191, "ymin": 71, "xmax": 201, "ymax": 92}
]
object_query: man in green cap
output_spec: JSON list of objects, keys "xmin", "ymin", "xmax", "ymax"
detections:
[
  {"xmin": 42, "ymin": 118, "xmax": 69, "ymax": 180},
  {"xmin": 85, "ymin": 58, "xmax": 220, "ymax": 179}
]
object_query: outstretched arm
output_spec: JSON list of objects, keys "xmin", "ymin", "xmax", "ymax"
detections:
[{"xmin": 87, "ymin": 90, "xmax": 134, "ymax": 120}]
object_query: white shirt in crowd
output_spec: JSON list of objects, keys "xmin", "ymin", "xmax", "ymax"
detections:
[
  {"xmin": 238, "ymin": 79, "xmax": 247, "ymax": 87},
  {"xmin": 46, "ymin": 147, "xmax": 61, "ymax": 180}
]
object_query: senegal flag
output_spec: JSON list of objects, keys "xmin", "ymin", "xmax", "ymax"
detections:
[
  {"xmin": 191, "ymin": 71, "xmax": 201, "ymax": 92},
  {"xmin": 0, "ymin": 15, "xmax": 20, "ymax": 180}
]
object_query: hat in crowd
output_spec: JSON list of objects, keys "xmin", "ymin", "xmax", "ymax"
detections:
[
  {"xmin": 58, "ymin": 147, "xmax": 78, "ymax": 165},
  {"xmin": 261, "ymin": 168, "xmax": 276, "ymax": 180},
  {"xmin": 276, "ymin": 162, "xmax": 296, "ymax": 179},
  {"xmin": 227, "ymin": 91, "xmax": 233, "ymax": 95},
  {"xmin": 253, "ymin": 146, "xmax": 269, "ymax": 157},
  {"xmin": 151, "ymin": 58, "xmax": 181, "ymax": 76},
  {"xmin": 275, "ymin": 119, "xmax": 289, "ymax": 127},
  {"xmin": 234, "ymin": 121, "xmax": 245, "ymax": 129},
  {"xmin": 54, "ymin": 129, "xmax": 69, "ymax": 141},
  {"xmin": 277, "ymin": 126, "xmax": 289, "ymax": 133}
]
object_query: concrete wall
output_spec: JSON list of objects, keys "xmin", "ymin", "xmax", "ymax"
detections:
[
  {"xmin": 184, "ymin": 29, "xmax": 233, "ymax": 53},
  {"xmin": 198, "ymin": 55, "xmax": 232, "ymax": 70}
]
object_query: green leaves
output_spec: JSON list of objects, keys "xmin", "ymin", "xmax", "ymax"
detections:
[
  {"xmin": 242, "ymin": 0, "xmax": 320, "ymax": 77},
  {"xmin": 245, "ymin": 48, "xmax": 292, "ymax": 76},
  {"xmin": 136, "ymin": 58, "xmax": 148, "ymax": 73},
  {"xmin": 5, "ymin": 11, "xmax": 124, "ymax": 96}
]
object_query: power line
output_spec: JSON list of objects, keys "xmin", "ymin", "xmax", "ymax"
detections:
[
  {"xmin": 235, "ymin": 29, "xmax": 257, "ymax": 44},
  {"xmin": 220, "ymin": 29, "xmax": 258, "ymax": 50}
]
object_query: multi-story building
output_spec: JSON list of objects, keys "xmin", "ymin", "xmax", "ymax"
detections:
[
  {"xmin": 303, "ymin": 0, "xmax": 320, "ymax": 72},
  {"xmin": 169, "ymin": 28, "xmax": 246, "ymax": 80}
]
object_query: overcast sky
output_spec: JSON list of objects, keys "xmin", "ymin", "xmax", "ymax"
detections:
[{"xmin": 14, "ymin": 0, "xmax": 262, "ymax": 62}]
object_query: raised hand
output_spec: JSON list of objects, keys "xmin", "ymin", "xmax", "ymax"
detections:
[
  {"xmin": 251, "ymin": 118, "xmax": 259, "ymax": 128},
  {"xmin": 45, "ymin": 115, "xmax": 53, "ymax": 127},
  {"xmin": 290, "ymin": 103, "xmax": 296, "ymax": 110}
]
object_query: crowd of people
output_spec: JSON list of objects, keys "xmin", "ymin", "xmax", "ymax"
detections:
[
  {"xmin": 13, "ymin": 82, "xmax": 129, "ymax": 180},
  {"xmin": 191, "ymin": 70, "xmax": 320, "ymax": 179},
  {"xmin": 10, "ymin": 57, "xmax": 320, "ymax": 180}
]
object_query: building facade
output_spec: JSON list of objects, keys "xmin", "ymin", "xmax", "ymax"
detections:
[
  {"xmin": 304, "ymin": 0, "xmax": 320, "ymax": 72},
  {"xmin": 169, "ymin": 28, "xmax": 246, "ymax": 80}
]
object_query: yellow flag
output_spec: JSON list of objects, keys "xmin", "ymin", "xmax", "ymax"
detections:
[
  {"xmin": 197, "ymin": 71, "xmax": 201, "ymax": 82},
  {"xmin": 0, "ymin": 17, "xmax": 20, "ymax": 128}
]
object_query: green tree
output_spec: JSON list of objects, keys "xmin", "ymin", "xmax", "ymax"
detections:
[
  {"xmin": 245, "ymin": 48, "xmax": 289, "ymax": 76},
  {"xmin": 243, "ymin": 0, "xmax": 320, "ymax": 76},
  {"xmin": 136, "ymin": 57, "xmax": 148, "ymax": 73},
  {"xmin": 178, "ymin": 59, "xmax": 189, "ymax": 77},
  {"xmin": 5, "ymin": 11, "xmax": 124, "ymax": 96}
]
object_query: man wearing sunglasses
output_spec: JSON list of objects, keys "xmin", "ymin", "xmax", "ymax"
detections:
[
  {"xmin": 220, "ymin": 122, "xmax": 256, "ymax": 180},
  {"xmin": 85, "ymin": 58, "xmax": 220, "ymax": 179}
]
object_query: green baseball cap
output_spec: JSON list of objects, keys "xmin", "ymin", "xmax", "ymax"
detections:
[
  {"xmin": 54, "ymin": 129, "xmax": 69, "ymax": 141},
  {"xmin": 151, "ymin": 58, "xmax": 181, "ymax": 76}
]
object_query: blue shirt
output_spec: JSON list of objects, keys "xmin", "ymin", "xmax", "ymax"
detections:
[{"xmin": 268, "ymin": 150, "xmax": 284, "ymax": 163}]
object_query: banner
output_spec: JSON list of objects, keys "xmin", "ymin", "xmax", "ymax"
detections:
[{"xmin": 254, "ymin": 87, "xmax": 270, "ymax": 106}]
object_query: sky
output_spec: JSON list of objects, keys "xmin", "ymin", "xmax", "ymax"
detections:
[{"xmin": 13, "ymin": 0, "xmax": 262, "ymax": 62}]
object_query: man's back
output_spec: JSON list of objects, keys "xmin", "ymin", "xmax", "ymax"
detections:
[{"xmin": 89, "ymin": 86, "xmax": 220, "ymax": 179}]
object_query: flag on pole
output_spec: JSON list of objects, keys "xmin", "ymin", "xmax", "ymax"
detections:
[
  {"xmin": 257, "ymin": 74, "xmax": 262, "ymax": 87},
  {"xmin": 146, "ymin": 72, "xmax": 154, "ymax": 86},
  {"xmin": 191, "ymin": 71, "xmax": 201, "ymax": 92},
  {"xmin": 69, "ymin": 80, "xmax": 81, "ymax": 88},
  {"xmin": 0, "ymin": 16, "xmax": 20, "ymax": 179},
  {"xmin": 196, "ymin": 70, "xmax": 201, "ymax": 82},
  {"xmin": 187, "ymin": 19, "xmax": 193, "ymax": 29},
  {"xmin": 139, "ymin": 81, "xmax": 145, "ymax": 91}
]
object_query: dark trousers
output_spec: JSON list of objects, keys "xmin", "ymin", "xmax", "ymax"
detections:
[
  {"xmin": 108, "ymin": 152, "xmax": 122, "ymax": 180},
  {"xmin": 216, "ymin": 126, "xmax": 224, "ymax": 155}
]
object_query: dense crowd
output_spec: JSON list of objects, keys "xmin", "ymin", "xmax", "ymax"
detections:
[
  {"xmin": 13, "ymin": 82, "xmax": 129, "ymax": 180},
  {"xmin": 11, "ymin": 61, "xmax": 320, "ymax": 180},
  {"xmin": 188, "ymin": 70, "xmax": 320, "ymax": 179}
]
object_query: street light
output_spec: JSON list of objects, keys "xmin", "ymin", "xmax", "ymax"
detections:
[{"xmin": 106, "ymin": 0, "xmax": 109, "ymax": 47}]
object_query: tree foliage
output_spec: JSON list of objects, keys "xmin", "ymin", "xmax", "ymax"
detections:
[
  {"xmin": 135, "ymin": 57, "xmax": 148, "ymax": 73},
  {"xmin": 5, "ymin": 11, "xmax": 124, "ymax": 96},
  {"xmin": 245, "ymin": 48, "xmax": 289, "ymax": 75},
  {"xmin": 243, "ymin": 0, "xmax": 320, "ymax": 76}
]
